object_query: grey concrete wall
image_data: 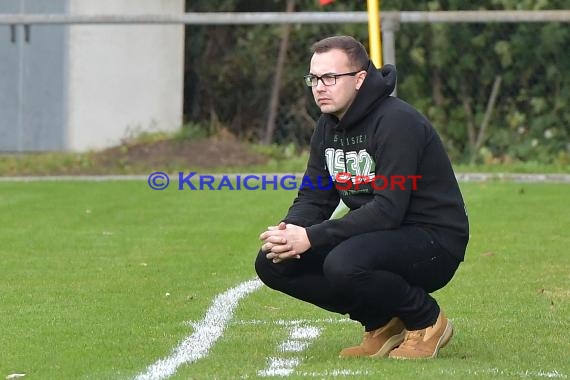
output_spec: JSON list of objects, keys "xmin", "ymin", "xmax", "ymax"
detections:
[{"xmin": 66, "ymin": 0, "xmax": 185, "ymax": 151}]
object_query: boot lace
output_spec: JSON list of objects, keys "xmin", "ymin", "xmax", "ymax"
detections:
[{"xmin": 400, "ymin": 329, "xmax": 424, "ymax": 347}]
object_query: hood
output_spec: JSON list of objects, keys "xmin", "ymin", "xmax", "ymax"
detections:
[{"xmin": 326, "ymin": 61, "xmax": 397, "ymax": 130}]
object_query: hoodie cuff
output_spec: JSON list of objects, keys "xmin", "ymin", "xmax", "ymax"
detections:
[{"xmin": 305, "ymin": 223, "xmax": 330, "ymax": 250}]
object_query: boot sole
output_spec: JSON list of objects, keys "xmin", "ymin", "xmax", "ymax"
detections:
[
  {"xmin": 429, "ymin": 320, "xmax": 454, "ymax": 358},
  {"xmin": 389, "ymin": 320, "xmax": 454, "ymax": 360},
  {"xmin": 369, "ymin": 330, "xmax": 406, "ymax": 358}
]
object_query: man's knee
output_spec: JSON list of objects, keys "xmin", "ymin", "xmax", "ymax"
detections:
[
  {"xmin": 254, "ymin": 250, "xmax": 271, "ymax": 283},
  {"xmin": 255, "ymin": 250, "xmax": 302, "ymax": 292},
  {"xmin": 323, "ymin": 252, "xmax": 361, "ymax": 288}
]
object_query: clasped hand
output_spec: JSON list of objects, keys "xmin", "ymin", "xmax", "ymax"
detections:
[{"xmin": 259, "ymin": 222, "xmax": 310, "ymax": 263}]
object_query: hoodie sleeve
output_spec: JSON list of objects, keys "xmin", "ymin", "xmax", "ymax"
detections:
[
  {"xmin": 305, "ymin": 109, "xmax": 427, "ymax": 249},
  {"xmin": 282, "ymin": 122, "xmax": 340, "ymax": 227}
]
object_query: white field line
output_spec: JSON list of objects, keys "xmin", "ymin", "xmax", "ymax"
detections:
[
  {"xmin": 130, "ymin": 278, "xmax": 568, "ymax": 380},
  {"xmin": 297, "ymin": 370, "xmax": 371, "ymax": 377},
  {"xmin": 232, "ymin": 317, "xmax": 354, "ymax": 326},
  {"xmin": 257, "ymin": 325, "xmax": 322, "ymax": 377},
  {"xmin": 258, "ymin": 358, "xmax": 301, "ymax": 377},
  {"xmin": 134, "ymin": 278, "xmax": 263, "ymax": 380}
]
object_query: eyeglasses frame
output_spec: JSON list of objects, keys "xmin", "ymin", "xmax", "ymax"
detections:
[{"xmin": 303, "ymin": 70, "xmax": 362, "ymax": 87}]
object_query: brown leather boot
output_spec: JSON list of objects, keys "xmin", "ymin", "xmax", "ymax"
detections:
[
  {"xmin": 339, "ymin": 317, "xmax": 406, "ymax": 358},
  {"xmin": 389, "ymin": 311, "xmax": 453, "ymax": 359}
]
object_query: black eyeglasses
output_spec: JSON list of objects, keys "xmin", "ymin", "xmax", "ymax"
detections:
[{"xmin": 303, "ymin": 71, "xmax": 360, "ymax": 87}]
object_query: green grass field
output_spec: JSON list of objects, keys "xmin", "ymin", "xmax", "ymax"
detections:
[{"xmin": 1, "ymin": 180, "xmax": 568, "ymax": 379}]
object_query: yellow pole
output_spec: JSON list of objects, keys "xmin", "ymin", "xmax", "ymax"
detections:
[{"xmin": 366, "ymin": 0, "xmax": 382, "ymax": 67}]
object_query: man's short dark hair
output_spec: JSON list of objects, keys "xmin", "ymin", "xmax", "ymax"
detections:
[{"xmin": 311, "ymin": 35, "xmax": 369, "ymax": 71}]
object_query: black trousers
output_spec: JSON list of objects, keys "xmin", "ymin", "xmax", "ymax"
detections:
[{"xmin": 255, "ymin": 225, "xmax": 460, "ymax": 331}]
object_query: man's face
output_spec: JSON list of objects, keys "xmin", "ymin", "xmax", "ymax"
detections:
[{"xmin": 308, "ymin": 49, "xmax": 366, "ymax": 119}]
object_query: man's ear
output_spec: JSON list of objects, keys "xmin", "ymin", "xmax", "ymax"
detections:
[{"xmin": 355, "ymin": 71, "xmax": 367, "ymax": 90}]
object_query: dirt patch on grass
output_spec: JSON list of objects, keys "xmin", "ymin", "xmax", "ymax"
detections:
[
  {"xmin": 92, "ymin": 136, "xmax": 268, "ymax": 171},
  {"xmin": 0, "ymin": 136, "xmax": 269, "ymax": 176}
]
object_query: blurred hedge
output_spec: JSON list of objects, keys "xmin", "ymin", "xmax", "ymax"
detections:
[{"xmin": 184, "ymin": 0, "xmax": 570, "ymax": 164}]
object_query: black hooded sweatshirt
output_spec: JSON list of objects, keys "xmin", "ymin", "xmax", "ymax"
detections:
[{"xmin": 282, "ymin": 62, "xmax": 469, "ymax": 261}]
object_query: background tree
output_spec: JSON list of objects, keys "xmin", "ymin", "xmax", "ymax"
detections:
[{"xmin": 184, "ymin": 0, "xmax": 570, "ymax": 164}]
